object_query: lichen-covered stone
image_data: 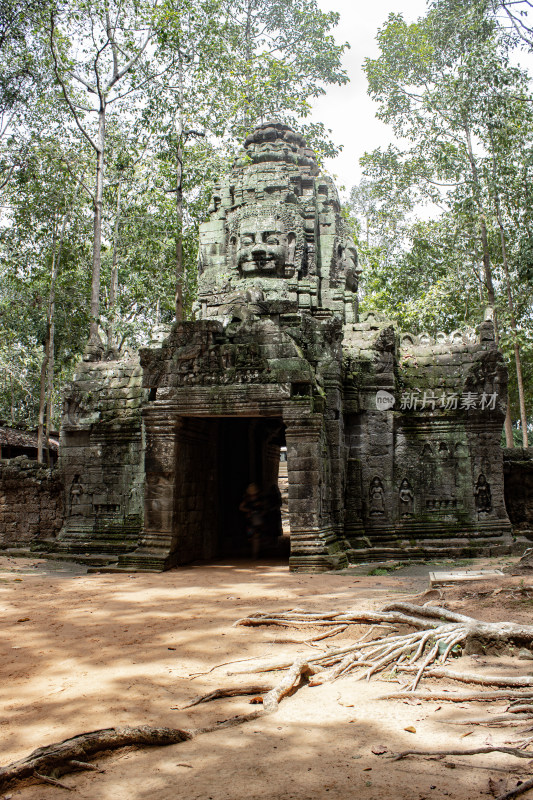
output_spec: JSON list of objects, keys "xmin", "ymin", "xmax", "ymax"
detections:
[{"xmin": 43, "ymin": 122, "xmax": 513, "ymax": 572}]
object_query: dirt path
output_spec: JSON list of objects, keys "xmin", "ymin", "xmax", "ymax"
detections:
[{"xmin": 1, "ymin": 554, "xmax": 532, "ymax": 799}]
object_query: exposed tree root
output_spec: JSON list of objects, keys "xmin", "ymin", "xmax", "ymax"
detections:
[
  {"xmin": 234, "ymin": 604, "xmax": 533, "ymax": 694},
  {"xmin": 0, "ymin": 653, "xmax": 317, "ymax": 793},
  {"xmin": 509, "ymin": 705, "xmax": 533, "ymax": 714},
  {"xmin": 381, "ymin": 690, "xmax": 533, "ymax": 702},
  {"xmin": 0, "ymin": 726, "xmax": 193, "ymax": 793},
  {"xmin": 307, "ymin": 624, "xmax": 348, "ymax": 643},
  {"xmin": 396, "ymin": 667, "xmax": 533, "ymax": 687},
  {"xmin": 262, "ymin": 657, "xmax": 313, "ymax": 712},
  {"xmin": 495, "ymin": 777, "xmax": 533, "ymax": 800},
  {"xmin": 181, "ymin": 684, "xmax": 273, "ymax": 708},
  {"xmin": 439, "ymin": 714, "xmax": 533, "ymax": 726},
  {"xmin": 390, "ymin": 746, "xmax": 533, "ymax": 762},
  {"xmin": 9, "ymin": 601, "xmax": 533, "ymax": 793},
  {"xmin": 33, "ymin": 772, "xmax": 73, "ymax": 791}
]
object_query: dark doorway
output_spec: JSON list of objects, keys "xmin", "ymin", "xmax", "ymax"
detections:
[{"xmin": 172, "ymin": 416, "xmax": 286, "ymax": 564}]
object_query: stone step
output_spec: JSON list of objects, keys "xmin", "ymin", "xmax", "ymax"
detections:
[
  {"xmin": 89, "ymin": 565, "xmax": 163, "ymax": 573},
  {"xmin": 60, "ymin": 540, "xmax": 138, "ymax": 554},
  {"xmin": 34, "ymin": 551, "xmax": 119, "ymax": 567},
  {"xmin": 346, "ymin": 541, "xmax": 512, "ymax": 563}
]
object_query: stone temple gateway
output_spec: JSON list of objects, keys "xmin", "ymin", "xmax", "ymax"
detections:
[{"xmin": 51, "ymin": 123, "xmax": 513, "ymax": 572}]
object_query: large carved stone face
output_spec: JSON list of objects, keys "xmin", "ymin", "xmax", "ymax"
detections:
[{"xmin": 234, "ymin": 215, "xmax": 296, "ymax": 277}]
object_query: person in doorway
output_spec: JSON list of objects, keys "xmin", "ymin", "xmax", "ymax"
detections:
[{"xmin": 239, "ymin": 483, "xmax": 265, "ymax": 559}]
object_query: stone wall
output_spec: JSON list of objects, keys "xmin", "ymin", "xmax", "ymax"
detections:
[
  {"xmin": 0, "ymin": 457, "xmax": 63, "ymax": 547},
  {"xmin": 342, "ymin": 314, "xmax": 512, "ymax": 561},
  {"xmin": 503, "ymin": 448, "xmax": 533, "ymax": 534},
  {"xmin": 43, "ymin": 122, "xmax": 516, "ymax": 573}
]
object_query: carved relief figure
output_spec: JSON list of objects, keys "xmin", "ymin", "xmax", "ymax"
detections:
[
  {"xmin": 474, "ymin": 473, "xmax": 492, "ymax": 514},
  {"xmin": 69, "ymin": 475, "xmax": 84, "ymax": 514},
  {"xmin": 369, "ymin": 477, "xmax": 385, "ymax": 515},
  {"xmin": 145, "ymin": 473, "xmax": 173, "ymax": 531},
  {"xmin": 399, "ymin": 479, "xmax": 414, "ymax": 517},
  {"xmin": 341, "ymin": 242, "xmax": 359, "ymax": 292}
]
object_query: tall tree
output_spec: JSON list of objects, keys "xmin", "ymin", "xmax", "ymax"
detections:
[
  {"xmin": 361, "ymin": 0, "xmax": 533, "ymax": 442},
  {"xmin": 49, "ymin": 0, "xmax": 159, "ymax": 345}
]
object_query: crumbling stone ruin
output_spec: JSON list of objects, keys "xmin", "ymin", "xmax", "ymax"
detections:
[
  {"xmin": 38, "ymin": 122, "xmax": 514, "ymax": 571},
  {"xmin": 0, "ymin": 458, "xmax": 63, "ymax": 547}
]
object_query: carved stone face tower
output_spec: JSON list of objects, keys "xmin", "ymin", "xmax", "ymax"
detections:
[{"xmin": 196, "ymin": 122, "xmax": 360, "ymax": 325}]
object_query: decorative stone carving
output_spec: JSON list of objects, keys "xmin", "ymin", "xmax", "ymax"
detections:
[
  {"xmin": 399, "ymin": 479, "xmax": 414, "ymax": 517},
  {"xmin": 475, "ymin": 473, "xmax": 492, "ymax": 514},
  {"xmin": 369, "ymin": 478, "xmax": 385, "ymax": 515},
  {"xmin": 197, "ymin": 121, "xmax": 357, "ymax": 321},
  {"xmin": 69, "ymin": 475, "xmax": 84, "ymax": 515},
  {"xmin": 229, "ymin": 204, "xmax": 302, "ymax": 278},
  {"xmin": 48, "ymin": 121, "xmax": 514, "ymax": 574}
]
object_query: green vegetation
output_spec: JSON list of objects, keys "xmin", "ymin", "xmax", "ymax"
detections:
[
  {"xmin": 0, "ymin": 0, "xmax": 347, "ymax": 446},
  {"xmin": 1, "ymin": 0, "xmax": 532, "ymax": 453},
  {"xmin": 348, "ymin": 0, "xmax": 533, "ymax": 446}
]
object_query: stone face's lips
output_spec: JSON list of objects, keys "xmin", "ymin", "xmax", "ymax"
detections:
[{"xmin": 240, "ymin": 256, "xmax": 278, "ymax": 272}]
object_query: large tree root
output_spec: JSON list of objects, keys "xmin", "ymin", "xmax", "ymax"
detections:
[
  {"xmin": 396, "ymin": 667, "xmax": 533, "ymax": 687},
  {"xmin": 262, "ymin": 657, "xmax": 313, "ymax": 712},
  {"xmin": 390, "ymin": 745, "xmax": 533, "ymax": 762},
  {"xmin": 381, "ymin": 690, "xmax": 533, "ymax": 701},
  {"xmin": 234, "ymin": 603, "xmax": 533, "ymax": 692},
  {"xmin": 495, "ymin": 777, "xmax": 533, "ymax": 800},
  {"xmin": 0, "ymin": 657, "xmax": 315, "ymax": 793},
  {"xmin": 0, "ymin": 726, "xmax": 193, "ymax": 792}
]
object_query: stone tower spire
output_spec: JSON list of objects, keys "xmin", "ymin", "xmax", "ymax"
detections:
[{"xmin": 197, "ymin": 122, "xmax": 359, "ymax": 324}]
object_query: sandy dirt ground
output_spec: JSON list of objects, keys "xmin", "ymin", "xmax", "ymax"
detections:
[{"xmin": 1, "ymin": 553, "xmax": 533, "ymax": 800}]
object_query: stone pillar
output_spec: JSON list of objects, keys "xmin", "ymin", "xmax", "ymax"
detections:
[
  {"xmin": 284, "ymin": 411, "xmax": 347, "ymax": 571},
  {"xmin": 120, "ymin": 408, "xmax": 179, "ymax": 571}
]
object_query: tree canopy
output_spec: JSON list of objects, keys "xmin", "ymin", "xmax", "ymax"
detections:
[
  {"xmin": 1, "ymin": 0, "xmax": 532, "ymax": 447},
  {"xmin": 0, "ymin": 0, "xmax": 347, "ymax": 444},
  {"xmin": 350, "ymin": 0, "xmax": 533, "ymax": 444}
]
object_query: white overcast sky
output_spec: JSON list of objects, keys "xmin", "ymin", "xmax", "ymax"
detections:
[{"xmin": 310, "ymin": 0, "xmax": 429, "ymax": 194}]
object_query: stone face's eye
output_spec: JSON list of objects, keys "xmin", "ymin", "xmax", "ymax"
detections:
[
  {"xmin": 241, "ymin": 235, "xmax": 254, "ymax": 246},
  {"xmin": 265, "ymin": 235, "xmax": 280, "ymax": 245}
]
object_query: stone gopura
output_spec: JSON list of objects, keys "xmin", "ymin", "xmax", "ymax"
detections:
[{"xmin": 52, "ymin": 122, "xmax": 513, "ymax": 571}]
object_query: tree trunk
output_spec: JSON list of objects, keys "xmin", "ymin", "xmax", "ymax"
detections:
[
  {"xmin": 10, "ymin": 372, "xmax": 14, "ymax": 425},
  {"xmin": 37, "ymin": 230, "xmax": 57, "ymax": 463},
  {"xmin": 463, "ymin": 120, "xmax": 496, "ymax": 307},
  {"xmin": 44, "ymin": 252, "xmax": 60, "ymax": 465},
  {"xmin": 489, "ymin": 135, "xmax": 529, "ymax": 447},
  {"xmin": 175, "ymin": 137, "xmax": 184, "ymax": 323},
  {"xmin": 90, "ymin": 107, "xmax": 105, "ymax": 343},
  {"xmin": 497, "ymin": 216, "xmax": 529, "ymax": 447},
  {"xmin": 36, "ymin": 345, "xmax": 49, "ymax": 464},
  {"xmin": 107, "ymin": 174, "xmax": 122, "ymax": 350},
  {"xmin": 505, "ymin": 403, "xmax": 514, "ymax": 448}
]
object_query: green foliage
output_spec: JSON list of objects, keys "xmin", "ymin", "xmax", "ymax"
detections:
[
  {"xmin": 0, "ymin": 135, "xmax": 92, "ymax": 426},
  {"xmin": 0, "ymin": 0, "xmax": 348, "ymax": 428},
  {"xmin": 354, "ymin": 0, "xmax": 533, "ymax": 433}
]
